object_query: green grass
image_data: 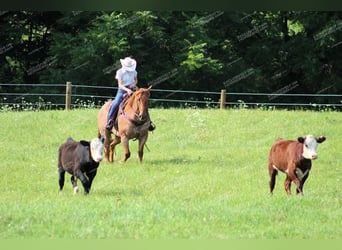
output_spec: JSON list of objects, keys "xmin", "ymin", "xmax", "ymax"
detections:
[{"xmin": 0, "ymin": 108, "xmax": 341, "ymax": 239}]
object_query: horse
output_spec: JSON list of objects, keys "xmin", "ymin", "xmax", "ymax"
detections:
[{"xmin": 97, "ymin": 86, "xmax": 152, "ymax": 163}]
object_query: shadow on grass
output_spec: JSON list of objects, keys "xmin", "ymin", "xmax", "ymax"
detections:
[
  {"xmin": 147, "ymin": 157, "xmax": 202, "ymax": 166},
  {"xmin": 95, "ymin": 188, "xmax": 143, "ymax": 199}
]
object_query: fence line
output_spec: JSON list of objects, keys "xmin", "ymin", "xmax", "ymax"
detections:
[{"xmin": 0, "ymin": 83, "xmax": 341, "ymax": 110}]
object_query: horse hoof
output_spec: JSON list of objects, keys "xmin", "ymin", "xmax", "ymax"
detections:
[{"xmin": 73, "ymin": 186, "xmax": 79, "ymax": 194}]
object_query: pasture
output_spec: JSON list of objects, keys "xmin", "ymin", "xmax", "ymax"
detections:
[{"xmin": 0, "ymin": 108, "xmax": 341, "ymax": 239}]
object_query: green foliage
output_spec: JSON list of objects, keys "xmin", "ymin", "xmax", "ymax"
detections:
[
  {"xmin": 0, "ymin": 11, "xmax": 341, "ymax": 103},
  {"xmin": 0, "ymin": 109, "xmax": 341, "ymax": 239}
]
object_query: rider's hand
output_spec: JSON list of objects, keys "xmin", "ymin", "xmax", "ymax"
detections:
[{"xmin": 127, "ymin": 89, "xmax": 133, "ymax": 96}]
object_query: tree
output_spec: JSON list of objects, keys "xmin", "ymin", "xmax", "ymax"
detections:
[{"xmin": 1, "ymin": 11, "xmax": 341, "ymax": 107}]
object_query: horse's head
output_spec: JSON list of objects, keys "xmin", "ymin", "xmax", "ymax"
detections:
[{"xmin": 130, "ymin": 86, "xmax": 151, "ymax": 121}]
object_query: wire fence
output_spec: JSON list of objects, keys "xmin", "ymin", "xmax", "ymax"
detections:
[{"xmin": 0, "ymin": 83, "xmax": 341, "ymax": 111}]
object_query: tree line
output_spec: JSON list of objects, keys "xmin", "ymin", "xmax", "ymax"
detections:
[{"xmin": 0, "ymin": 11, "xmax": 341, "ymax": 106}]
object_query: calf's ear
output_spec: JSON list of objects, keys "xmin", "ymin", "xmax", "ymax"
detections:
[
  {"xmin": 297, "ymin": 137, "xmax": 305, "ymax": 143},
  {"xmin": 316, "ymin": 136, "xmax": 326, "ymax": 143}
]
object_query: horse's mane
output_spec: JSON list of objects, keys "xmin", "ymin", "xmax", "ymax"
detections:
[
  {"xmin": 126, "ymin": 90, "xmax": 138, "ymax": 107},
  {"xmin": 127, "ymin": 88, "xmax": 150, "ymax": 107}
]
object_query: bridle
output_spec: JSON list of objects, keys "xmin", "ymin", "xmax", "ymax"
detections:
[{"xmin": 119, "ymin": 90, "xmax": 149, "ymax": 127}]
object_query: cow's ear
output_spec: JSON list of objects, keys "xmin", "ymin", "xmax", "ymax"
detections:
[
  {"xmin": 297, "ymin": 137, "xmax": 305, "ymax": 143},
  {"xmin": 316, "ymin": 136, "xmax": 326, "ymax": 143}
]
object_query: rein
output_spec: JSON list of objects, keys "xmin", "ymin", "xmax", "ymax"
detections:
[
  {"xmin": 121, "ymin": 108, "xmax": 147, "ymax": 126},
  {"xmin": 119, "ymin": 92, "xmax": 148, "ymax": 127}
]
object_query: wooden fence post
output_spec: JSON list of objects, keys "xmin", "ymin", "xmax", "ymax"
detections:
[
  {"xmin": 220, "ymin": 89, "xmax": 226, "ymax": 109},
  {"xmin": 65, "ymin": 81, "xmax": 72, "ymax": 110}
]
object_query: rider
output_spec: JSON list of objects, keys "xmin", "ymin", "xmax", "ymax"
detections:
[{"xmin": 106, "ymin": 56, "xmax": 155, "ymax": 131}]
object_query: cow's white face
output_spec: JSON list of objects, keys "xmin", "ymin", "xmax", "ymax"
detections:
[
  {"xmin": 298, "ymin": 135, "xmax": 326, "ymax": 160},
  {"xmin": 90, "ymin": 137, "xmax": 104, "ymax": 162}
]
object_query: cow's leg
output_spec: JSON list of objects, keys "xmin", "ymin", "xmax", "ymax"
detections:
[
  {"xmin": 120, "ymin": 136, "xmax": 131, "ymax": 163},
  {"xmin": 296, "ymin": 173, "xmax": 309, "ymax": 195},
  {"xmin": 138, "ymin": 133, "xmax": 148, "ymax": 163},
  {"xmin": 85, "ymin": 170, "xmax": 97, "ymax": 192},
  {"xmin": 74, "ymin": 169, "xmax": 90, "ymax": 194},
  {"xmin": 110, "ymin": 135, "xmax": 121, "ymax": 162},
  {"xmin": 269, "ymin": 167, "xmax": 277, "ymax": 194},
  {"xmin": 284, "ymin": 175, "xmax": 292, "ymax": 195},
  {"xmin": 58, "ymin": 167, "xmax": 65, "ymax": 191},
  {"xmin": 70, "ymin": 176, "xmax": 79, "ymax": 194},
  {"xmin": 288, "ymin": 170, "xmax": 303, "ymax": 195}
]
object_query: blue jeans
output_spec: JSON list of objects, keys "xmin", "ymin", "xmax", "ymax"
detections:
[{"xmin": 106, "ymin": 89, "xmax": 125, "ymax": 124}]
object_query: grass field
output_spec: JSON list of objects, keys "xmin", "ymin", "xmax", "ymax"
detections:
[{"xmin": 0, "ymin": 108, "xmax": 341, "ymax": 239}]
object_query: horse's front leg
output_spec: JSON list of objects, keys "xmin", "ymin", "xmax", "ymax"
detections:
[
  {"xmin": 138, "ymin": 133, "xmax": 148, "ymax": 163},
  {"xmin": 120, "ymin": 135, "xmax": 131, "ymax": 163}
]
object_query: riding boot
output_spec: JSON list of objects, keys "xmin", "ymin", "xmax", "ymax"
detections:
[
  {"xmin": 106, "ymin": 105, "xmax": 119, "ymax": 130},
  {"xmin": 148, "ymin": 121, "xmax": 156, "ymax": 131},
  {"xmin": 106, "ymin": 120, "xmax": 113, "ymax": 130}
]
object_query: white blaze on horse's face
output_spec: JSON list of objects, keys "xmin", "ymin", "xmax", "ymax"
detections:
[
  {"xmin": 90, "ymin": 137, "xmax": 104, "ymax": 162},
  {"xmin": 136, "ymin": 90, "xmax": 150, "ymax": 120},
  {"xmin": 299, "ymin": 135, "xmax": 326, "ymax": 160}
]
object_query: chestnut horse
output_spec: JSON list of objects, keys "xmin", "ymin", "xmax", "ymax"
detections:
[{"xmin": 97, "ymin": 86, "xmax": 152, "ymax": 163}]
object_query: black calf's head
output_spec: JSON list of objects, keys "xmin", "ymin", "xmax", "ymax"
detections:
[{"xmin": 90, "ymin": 137, "xmax": 104, "ymax": 162}]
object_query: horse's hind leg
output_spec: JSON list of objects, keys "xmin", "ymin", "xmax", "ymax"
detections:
[
  {"xmin": 104, "ymin": 128, "xmax": 112, "ymax": 162},
  {"xmin": 110, "ymin": 135, "xmax": 121, "ymax": 162}
]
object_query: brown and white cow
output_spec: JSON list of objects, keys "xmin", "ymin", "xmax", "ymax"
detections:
[
  {"xmin": 58, "ymin": 136, "xmax": 104, "ymax": 194},
  {"xmin": 268, "ymin": 135, "xmax": 326, "ymax": 195}
]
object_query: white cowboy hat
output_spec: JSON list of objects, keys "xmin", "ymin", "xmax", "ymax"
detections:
[{"xmin": 120, "ymin": 57, "xmax": 137, "ymax": 71}]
